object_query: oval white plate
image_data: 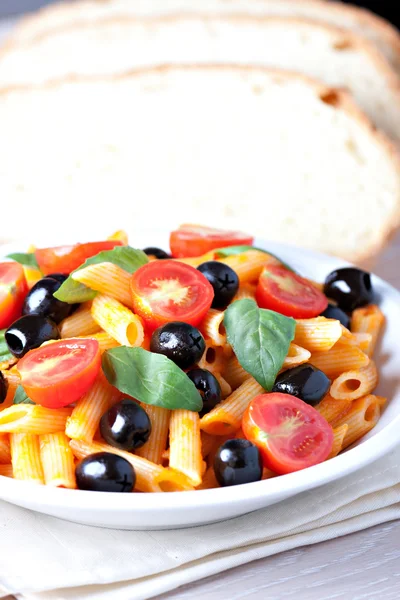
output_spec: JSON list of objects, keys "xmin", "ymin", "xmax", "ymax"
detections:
[{"xmin": 1, "ymin": 235, "xmax": 399, "ymax": 530}]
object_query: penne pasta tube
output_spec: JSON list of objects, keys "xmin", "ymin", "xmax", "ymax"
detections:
[
  {"xmin": 310, "ymin": 346, "xmax": 369, "ymax": 379},
  {"xmin": 232, "ymin": 283, "xmax": 257, "ymax": 302},
  {"xmin": 0, "ymin": 464, "xmax": 13, "ymax": 477},
  {"xmin": 136, "ymin": 405, "xmax": 170, "ymax": 464},
  {"xmin": 91, "ymin": 294, "xmax": 144, "ymax": 347},
  {"xmin": 294, "ymin": 317, "xmax": 342, "ymax": 352},
  {"xmin": 107, "ymin": 230, "xmax": 129, "ymax": 245},
  {"xmin": 78, "ymin": 331, "xmax": 120, "ymax": 353},
  {"xmin": 72, "ymin": 263, "xmax": 132, "ymax": 308},
  {"xmin": 200, "ymin": 377, "xmax": 264, "ymax": 436},
  {"xmin": 330, "ymin": 361, "xmax": 378, "ymax": 401},
  {"xmin": 351, "ymin": 305, "xmax": 385, "ymax": 357},
  {"xmin": 40, "ymin": 432, "xmax": 76, "ymax": 488},
  {"xmin": 174, "ymin": 251, "xmax": 216, "ymax": 268},
  {"xmin": 22, "ymin": 265, "xmax": 42, "ymax": 290},
  {"xmin": 262, "ymin": 468, "xmax": 277, "ymax": 480},
  {"xmin": 200, "ymin": 431, "xmax": 217, "ymax": 459},
  {"xmin": 0, "ymin": 374, "xmax": 19, "ymax": 410},
  {"xmin": 169, "ymin": 409, "xmax": 202, "ymax": 486},
  {"xmin": 0, "ymin": 433, "xmax": 11, "ymax": 464},
  {"xmin": 281, "ymin": 343, "xmax": 311, "ymax": 371},
  {"xmin": 213, "ymin": 373, "xmax": 232, "ymax": 399},
  {"xmin": 315, "ymin": 394, "xmax": 352, "ymax": 426},
  {"xmin": 334, "ymin": 394, "xmax": 381, "ymax": 448},
  {"xmin": 196, "ymin": 466, "xmax": 219, "ymax": 490},
  {"xmin": 0, "ymin": 405, "xmax": 72, "ymax": 434},
  {"xmin": 200, "ymin": 309, "xmax": 226, "ymax": 347},
  {"xmin": 10, "ymin": 433, "xmax": 44, "ymax": 484},
  {"xmin": 2, "ymin": 366, "xmax": 20, "ymax": 388},
  {"xmin": 60, "ymin": 302, "xmax": 100, "ymax": 338},
  {"xmin": 327, "ymin": 424, "xmax": 349, "ymax": 459},
  {"xmin": 197, "ymin": 340, "xmax": 225, "ymax": 374},
  {"xmin": 222, "ymin": 355, "xmax": 251, "ymax": 390},
  {"xmin": 218, "ymin": 250, "xmax": 279, "ymax": 284}
]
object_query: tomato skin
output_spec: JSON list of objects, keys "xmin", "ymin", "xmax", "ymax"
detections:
[
  {"xmin": 130, "ymin": 260, "xmax": 214, "ymax": 332},
  {"xmin": 17, "ymin": 338, "xmax": 101, "ymax": 408},
  {"xmin": 242, "ymin": 393, "xmax": 333, "ymax": 475},
  {"xmin": 0, "ymin": 263, "xmax": 28, "ymax": 329},
  {"xmin": 170, "ymin": 224, "xmax": 253, "ymax": 258},
  {"xmin": 256, "ymin": 265, "xmax": 328, "ymax": 319},
  {"xmin": 35, "ymin": 241, "xmax": 123, "ymax": 275}
]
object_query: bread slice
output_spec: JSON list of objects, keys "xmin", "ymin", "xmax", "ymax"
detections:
[
  {"xmin": 2, "ymin": 15, "xmax": 400, "ymax": 145},
  {"xmin": 0, "ymin": 65, "xmax": 399, "ymax": 263},
  {"xmin": 5, "ymin": 0, "xmax": 400, "ymax": 72}
]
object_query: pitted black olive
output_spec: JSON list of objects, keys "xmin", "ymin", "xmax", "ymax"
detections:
[
  {"xmin": 0, "ymin": 371, "xmax": 8, "ymax": 405},
  {"xmin": 214, "ymin": 439, "xmax": 263, "ymax": 487},
  {"xmin": 143, "ymin": 247, "xmax": 170, "ymax": 260},
  {"xmin": 100, "ymin": 399, "xmax": 151, "ymax": 451},
  {"xmin": 150, "ymin": 322, "xmax": 205, "ymax": 369},
  {"xmin": 324, "ymin": 267, "xmax": 373, "ymax": 312},
  {"xmin": 320, "ymin": 303, "xmax": 350, "ymax": 329},
  {"xmin": 197, "ymin": 261, "xmax": 239, "ymax": 309},
  {"xmin": 5, "ymin": 315, "xmax": 60, "ymax": 358},
  {"xmin": 272, "ymin": 364, "xmax": 330, "ymax": 407},
  {"xmin": 47, "ymin": 273, "xmax": 68, "ymax": 284},
  {"xmin": 187, "ymin": 368, "xmax": 221, "ymax": 416},
  {"xmin": 75, "ymin": 452, "xmax": 135, "ymax": 492},
  {"xmin": 22, "ymin": 277, "xmax": 73, "ymax": 323}
]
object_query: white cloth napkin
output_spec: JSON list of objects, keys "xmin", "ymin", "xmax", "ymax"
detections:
[{"xmin": 0, "ymin": 445, "xmax": 399, "ymax": 600}]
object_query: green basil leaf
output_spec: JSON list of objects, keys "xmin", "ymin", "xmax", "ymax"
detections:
[
  {"xmin": 13, "ymin": 385, "xmax": 35, "ymax": 405},
  {"xmin": 213, "ymin": 245, "xmax": 294, "ymax": 272},
  {"xmin": 0, "ymin": 329, "xmax": 13, "ymax": 363},
  {"xmin": 54, "ymin": 246, "xmax": 149, "ymax": 304},
  {"xmin": 6, "ymin": 252, "xmax": 40, "ymax": 269},
  {"xmin": 224, "ymin": 299, "xmax": 295, "ymax": 391},
  {"xmin": 102, "ymin": 346, "xmax": 203, "ymax": 412}
]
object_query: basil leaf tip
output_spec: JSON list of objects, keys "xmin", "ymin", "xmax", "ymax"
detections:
[
  {"xmin": 224, "ymin": 299, "xmax": 295, "ymax": 391},
  {"xmin": 13, "ymin": 385, "xmax": 35, "ymax": 405},
  {"xmin": 102, "ymin": 346, "xmax": 203, "ymax": 412},
  {"xmin": 6, "ymin": 252, "xmax": 40, "ymax": 270}
]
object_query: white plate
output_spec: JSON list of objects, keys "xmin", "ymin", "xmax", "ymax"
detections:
[{"xmin": 1, "ymin": 236, "xmax": 399, "ymax": 530}]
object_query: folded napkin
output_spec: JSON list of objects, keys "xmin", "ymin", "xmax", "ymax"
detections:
[{"xmin": 0, "ymin": 445, "xmax": 399, "ymax": 600}]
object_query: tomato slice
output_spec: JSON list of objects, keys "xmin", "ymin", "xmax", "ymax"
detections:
[
  {"xmin": 242, "ymin": 393, "xmax": 333, "ymax": 474},
  {"xmin": 0, "ymin": 263, "xmax": 28, "ymax": 329},
  {"xmin": 35, "ymin": 241, "xmax": 124, "ymax": 275},
  {"xmin": 170, "ymin": 224, "xmax": 253, "ymax": 258},
  {"xmin": 130, "ymin": 260, "xmax": 214, "ymax": 331},
  {"xmin": 256, "ymin": 265, "xmax": 328, "ymax": 318},
  {"xmin": 17, "ymin": 338, "xmax": 101, "ymax": 408}
]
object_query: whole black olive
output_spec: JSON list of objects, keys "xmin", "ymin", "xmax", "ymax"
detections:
[
  {"xmin": 75, "ymin": 452, "xmax": 135, "ymax": 492},
  {"xmin": 150, "ymin": 322, "xmax": 205, "ymax": 369},
  {"xmin": 5, "ymin": 315, "xmax": 60, "ymax": 358},
  {"xmin": 47, "ymin": 273, "xmax": 68, "ymax": 284},
  {"xmin": 320, "ymin": 303, "xmax": 350, "ymax": 329},
  {"xmin": 100, "ymin": 399, "xmax": 151, "ymax": 451},
  {"xmin": 197, "ymin": 261, "xmax": 239, "ymax": 309},
  {"xmin": 22, "ymin": 277, "xmax": 73, "ymax": 323},
  {"xmin": 0, "ymin": 371, "xmax": 8, "ymax": 405},
  {"xmin": 143, "ymin": 247, "xmax": 170, "ymax": 260},
  {"xmin": 324, "ymin": 267, "xmax": 373, "ymax": 312},
  {"xmin": 214, "ymin": 439, "xmax": 263, "ymax": 487},
  {"xmin": 272, "ymin": 364, "xmax": 330, "ymax": 406},
  {"xmin": 187, "ymin": 368, "xmax": 221, "ymax": 416}
]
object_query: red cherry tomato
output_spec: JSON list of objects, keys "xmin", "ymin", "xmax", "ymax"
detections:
[
  {"xmin": 0, "ymin": 262, "xmax": 28, "ymax": 329},
  {"xmin": 170, "ymin": 224, "xmax": 253, "ymax": 258},
  {"xmin": 242, "ymin": 393, "xmax": 334, "ymax": 475},
  {"xmin": 35, "ymin": 240, "xmax": 124, "ymax": 275},
  {"xmin": 130, "ymin": 260, "xmax": 214, "ymax": 331},
  {"xmin": 256, "ymin": 265, "xmax": 328, "ymax": 318},
  {"xmin": 17, "ymin": 338, "xmax": 101, "ymax": 408}
]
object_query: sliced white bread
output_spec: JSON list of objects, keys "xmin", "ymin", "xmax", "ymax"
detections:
[
  {"xmin": 0, "ymin": 65, "xmax": 399, "ymax": 263},
  {"xmin": 1, "ymin": 16, "xmax": 400, "ymax": 145},
  {"xmin": 5, "ymin": 0, "xmax": 400, "ymax": 72}
]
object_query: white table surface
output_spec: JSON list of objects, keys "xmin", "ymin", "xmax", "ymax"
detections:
[{"xmin": 1, "ymin": 13, "xmax": 400, "ymax": 600}]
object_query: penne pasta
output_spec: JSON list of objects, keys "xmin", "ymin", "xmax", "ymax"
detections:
[
  {"xmin": 40, "ymin": 432, "xmax": 76, "ymax": 488},
  {"xmin": 262, "ymin": 468, "xmax": 277, "ymax": 480},
  {"xmin": 0, "ymin": 464, "xmax": 13, "ymax": 478},
  {"xmin": 200, "ymin": 309, "xmax": 226, "ymax": 347},
  {"xmin": 136, "ymin": 405, "xmax": 170, "ymax": 465},
  {"xmin": 169, "ymin": 409, "xmax": 202, "ymax": 487},
  {"xmin": 213, "ymin": 373, "xmax": 232, "ymax": 399},
  {"xmin": 294, "ymin": 317, "xmax": 342, "ymax": 352},
  {"xmin": 174, "ymin": 251, "xmax": 216, "ymax": 268},
  {"xmin": 10, "ymin": 433, "xmax": 44, "ymax": 484},
  {"xmin": 0, "ymin": 405, "xmax": 72, "ymax": 434},
  {"xmin": 221, "ymin": 355, "xmax": 251, "ymax": 390},
  {"xmin": 78, "ymin": 331, "xmax": 120, "ymax": 353},
  {"xmin": 91, "ymin": 294, "xmax": 144, "ymax": 347},
  {"xmin": 200, "ymin": 431, "xmax": 217, "ymax": 459},
  {"xmin": 60, "ymin": 302, "xmax": 100, "ymax": 338},
  {"xmin": 72, "ymin": 263, "xmax": 132, "ymax": 308},
  {"xmin": 334, "ymin": 394, "xmax": 381, "ymax": 448},
  {"xmin": 328, "ymin": 424, "xmax": 349, "ymax": 459},
  {"xmin": 107, "ymin": 230, "xmax": 129, "ymax": 245},
  {"xmin": 22, "ymin": 265, "xmax": 42, "ymax": 290},
  {"xmin": 310, "ymin": 346, "xmax": 369, "ymax": 379},
  {"xmin": 197, "ymin": 339, "xmax": 225, "ymax": 374},
  {"xmin": 196, "ymin": 466, "xmax": 219, "ymax": 490},
  {"xmin": 315, "ymin": 394, "xmax": 353, "ymax": 426},
  {"xmin": 218, "ymin": 250, "xmax": 279, "ymax": 284},
  {"xmin": 232, "ymin": 283, "xmax": 257, "ymax": 302},
  {"xmin": 0, "ymin": 433, "xmax": 11, "ymax": 464},
  {"xmin": 281, "ymin": 343, "xmax": 311, "ymax": 371},
  {"xmin": 351, "ymin": 305, "xmax": 385, "ymax": 357},
  {"xmin": 330, "ymin": 361, "xmax": 378, "ymax": 401}
]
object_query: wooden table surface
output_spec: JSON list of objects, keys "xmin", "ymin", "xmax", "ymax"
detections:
[{"xmin": 1, "ymin": 9, "xmax": 400, "ymax": 599}]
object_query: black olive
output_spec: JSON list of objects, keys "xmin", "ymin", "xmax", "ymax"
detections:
[
  {"xmin": 272, "ymin": 364, "xmax": 330, "ymax": 406},
  {"xmin": 320, "ymin": 303, "xmax": 351, "ymax": 329},
  {"xmin": 0, "ymin": 371, "xmax": 8, "ymax": 405},
  {"xmin": 187, "ymin": 368, "xmax": 221, "ymax": 416},
  {"xmin": 5, "ymin": 315, "xmax": 60, "ymax": 358},
  {"xmin": 214, "ymin": 439, "xmax": 263, "ymax": 487},
  {"xmin": 197, "ymin": 261, "xmax": 239, "ymax": 309},
  {"xmin": 100, "ymin": 399, "xmax": 151, "ymax": 451},
  {"xmin": 150, "ymin": 322, "xmax": 205, "ymax": 369},
  {"xmin": 22, "ymin": 277, "xmax": 73, "ymax": 323},
  {"xmin": 75, "ymin": 452, "xmax": 135, "ymax": 492},
  {"xmin": 47, "ymin": 273, "xmax": 68, "ymax": 284},
  {"xmin": 324, "ymin": 267, "xmax": 373, "ymax": 312},
  {"xmin": 143, "ymin": 247, "xmax": 170, "ymax": 259}
]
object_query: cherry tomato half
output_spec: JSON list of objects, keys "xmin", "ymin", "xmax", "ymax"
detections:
[
  {"xmin": 17, "ymin": 338, "xmax": 101, "ymax": 408},
  {"xmin": 35, "ymin": 241, "xmax": 124, "ymax": 275},
  {"xmin": 170, "ymin": 224, "xmax": 253, "ymax": 258},
  {"xmin": 130, "ymin": 260, "xmax": 214, "ymax": 331},
  {"xmin": 242, "ymin": 393, "xmax": 334, "ymax": 475},
  {"xmin": 256, "ymin": 265, "xmax": 328, "ymax": 318},
  {"xmin": 0, "ymin": 262, "xmax": 28, "ymax": 329}
]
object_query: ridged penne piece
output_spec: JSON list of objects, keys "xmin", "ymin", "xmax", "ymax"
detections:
[
  {"xmin": 174, "ymin": 251, "xmax": 215, "ymax": 267},
  {"xmin": 200, "ymin": 309, "xmax": 226, "ymax": 346},
  {"xmin": 40, "ymin": 432, "xmax": 76, "ymax": 488},
  {"xmin": 330, "ymin": 361, "xmax": 378, "ymax": 401},
  {"xmin": 196, "ymin": 466, "xmax": 219, "ymax": 490},
  {"xmin": 91, "ymin": 294, "xmax": 144, "ymax": 347},
  {"xmin": 0, "ymin": 464, "xmax": 13, "ymax": 477},
  {"xmin": 294, "ymin": 317, "xmax": 342, "ymax": 352},
  {"xmin": 214, "ymin": 373, "xmax": 232, "ymax": 399},
  {"xmin": 169, "ymin": 409, "xmax": 202, "ymax": 487},
  {"xmin": 60, "ymin": 301, "xmax": 100, "ymax": 338},
  {"xmin": 334, "ymin": 395, "xmax": 381, "ymax": 448},
  {"xmin": 78, "ymin": 331, "xmax": 120, "ymax": 353},
  {"xmin": 66, "ymin": 373, "xmax": 120, "ymax": 442},
  {"xmin": 200, "ymin": 431, "xmax": 217, "ymax": 459},
  {"xmin": 218, "ymin": 250, "xmax": 280, "ymax": 284},
  {"xmin": 310, "ymin": 346, "xmax": 369, "ymax": 379},
  {"xmin": 2, "ymin": 366, "xmax": 21, "ymax": 388},
  {"xmin": 315, "ymin": 394, "xmax": 352, "ymax": 426},
  {"xmin": 70, "ymin": 439, "xmax": 193, "ymax": 492},
  {"xmin": 200, "ymin": 377, "xmax": 264, "ymax": 436},
  {"xmin": 197, "ymin": 339, "xmax": 225, "ymax": 374},
  {"xmin": 351, "ymin": 305, "xmax": 385, "ymax": 357},
  {"xmin": 221, "ymin": 355, "xmax": 251, "ymax": 390},
  {"xmin": 72, "ymin": 263, "xmax": 132, "ymax": 308},
  {"xmin": 0, "ymin": 405, "xmax": 72, "ymax": 434},
  {"xmin": 281, "ymin": 343, "xmax": 311, "ymax": 371},
  {"xmin": 107, "ymin": 229, "xmax": 129, "ymax": 245},
  {"xmin": 10, "ymin": 433, "xmax": 44, "ymax": 484},
  {"xmin": 22, "ymin": 265, "xmax": 42, "ymax": 290},
  {"xmin": 232, "ymin": 283, "xmax": 257, "ymax": 302},
  {"xmin": 327, "ymin": 424, "xmax": 349, "ymax": 459},
  {"xmin": 0, "ymin": 433, "xmax": 11, "ymax": 464},
  {"xmin": 136, "ymin": 405, "xmax": 170, "ymax": 464}
]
